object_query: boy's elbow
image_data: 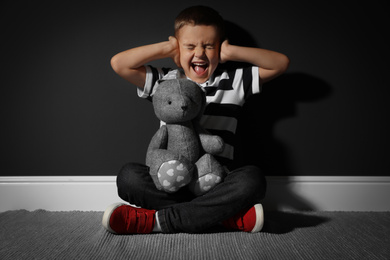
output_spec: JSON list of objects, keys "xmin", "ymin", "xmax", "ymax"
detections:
[
  {"xmin": 110, "ymin": 55, "xmax": 120, "ymax": 73},
  {"xmin": 110, "ymin": 54, "xmax": 131, "ymax": 76},
  {"xmin": 279, "ymin": 54, "xmax": 290, "ymax": 74}
]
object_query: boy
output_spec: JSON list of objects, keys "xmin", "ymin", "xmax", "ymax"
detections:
[{"xmin": 103, "ymin": 6, "xmax": 289, "ymax": 234}]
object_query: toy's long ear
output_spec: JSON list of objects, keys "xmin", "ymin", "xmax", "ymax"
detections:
[{"xmin": 151, "ymin": 80, "xmax": 165, "ymax": 98}]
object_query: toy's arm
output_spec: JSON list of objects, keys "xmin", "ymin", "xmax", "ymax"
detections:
[
  {"xmin": 197, "ymin": 126, "xmax": 225, "ymax": 155},
  {"xmin": 199, "ymin": 134, "xmax": 224, "ymax": 155},
  {"xmin": 146, "ymin": 125, "xmax": 168, "ymax": 166}
]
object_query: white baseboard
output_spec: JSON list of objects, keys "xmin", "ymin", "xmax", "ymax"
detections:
[{"xmin": 1, "ymin": 176, "xmax": 389, "ymax": 212}]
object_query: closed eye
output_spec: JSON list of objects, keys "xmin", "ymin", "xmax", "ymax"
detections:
[{"xmin": 184, "ymin": 44, "xmax": 195, "ymax": 50}]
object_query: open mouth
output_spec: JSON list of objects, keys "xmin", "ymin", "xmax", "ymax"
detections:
[{"xmin": 191, "ymin": 62, "xmax": 209, "ymax": 76}]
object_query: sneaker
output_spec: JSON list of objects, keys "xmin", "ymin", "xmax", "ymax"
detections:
[
  {"xmin": 222, "ymin": 204, "xmax": 264, "ymax": 233},
  {"xmin": 102, "ymin": 203, "xmax": 156, "ymax": 234}
]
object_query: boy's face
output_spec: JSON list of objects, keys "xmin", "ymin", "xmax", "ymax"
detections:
[{"xmin": 176, "ymin": 25, "xmax": 220, "ymax": 84}]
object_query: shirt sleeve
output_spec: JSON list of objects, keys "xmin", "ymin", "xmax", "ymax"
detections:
[
  {"xmin": 251, "ymin": 66, "xmax": 261, "ymax": 95},
  {"xmin": 137, "ymin": 65, "xmax": 169, "ymax": 99},
  {"xmin": 242, "ymin": 66, "xmax": 261, "ymax": 100}
]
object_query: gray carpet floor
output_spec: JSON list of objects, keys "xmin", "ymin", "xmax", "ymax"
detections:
[{"xmin": 0, "ymin": 210, "xmax": 389, "ymax": 259}]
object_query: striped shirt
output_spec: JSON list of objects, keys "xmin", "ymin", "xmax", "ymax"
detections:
[{"xmin": 138, "ymin": 65, "xmax": 261, "ymax": 168}]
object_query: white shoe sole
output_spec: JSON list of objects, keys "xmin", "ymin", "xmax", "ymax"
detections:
[
  {"xmin": 102, "ymin": 202, "xmax": 125, "ymax": 234},
  {"xmin": 251, "ymin": 204, "xmax": 264, "ymax": 233}
]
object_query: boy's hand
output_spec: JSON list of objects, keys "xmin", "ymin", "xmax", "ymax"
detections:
[
  {"xmin": 219, "ymin": 40, "xmax": 231, "ymax": 64},
  {"xmin": 168, "ymin": 36, "xmax": 181, "ymax": 68}
]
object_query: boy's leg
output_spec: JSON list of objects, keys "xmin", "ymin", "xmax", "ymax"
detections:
[
  {"xmin": 116, "ymin": 162, "xmax": 196, "ymax": 210},
  {"xmin": 108, "ymin": 163, "xmax": 266, "ymax": 234},
  {"xmin": 158, "ymin": 165, "xmax": 267, "ymax": 233},
  {"xmin": 103, "ymin": 162, "xmax": 196, "ymax": 234}
]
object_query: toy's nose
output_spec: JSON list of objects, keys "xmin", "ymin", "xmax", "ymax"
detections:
[{"xmin": 181, "ymin": 105, "xmax": 188, "ymax": 111}]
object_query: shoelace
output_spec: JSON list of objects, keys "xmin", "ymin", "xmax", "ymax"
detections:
[{"xmin": 125, "ymin": 208, "xmax": 154, "ymax": 233}]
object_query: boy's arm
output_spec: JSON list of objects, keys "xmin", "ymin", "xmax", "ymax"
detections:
[
  {"xmin": 110, "ymin": 37, "xmax": 180, "ymax": 88},
  {"xmin": 220, "ymin": 40, "xmax": 290, "ymax": 84}
]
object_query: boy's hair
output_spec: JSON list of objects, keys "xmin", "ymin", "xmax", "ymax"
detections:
[{"xmin": 174, "ymin": 6, "xmax": 225, "ymax": 42}]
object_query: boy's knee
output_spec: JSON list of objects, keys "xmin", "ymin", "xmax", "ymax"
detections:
[
  {"xmin": 236, "ymin": 165, "xmax": 267, "ymax": 200},
  {"xmin": 117, "ymin": 162, "xmax": 149, "ymax": 200},
  {"xmin": 117, "ymin": 163, "xmax": 134, "ymax": 186}
]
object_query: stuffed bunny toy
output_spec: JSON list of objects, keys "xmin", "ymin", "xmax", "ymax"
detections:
[{"xmin": 146, "ymin": 79, "xmax": 226, "ymax": 196}]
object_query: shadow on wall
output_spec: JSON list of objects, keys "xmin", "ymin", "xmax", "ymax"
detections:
[
  {"xmin": 237, "ymin": 73, "xmax": 332, "ymax": 211},
  {"xmin": 225, "ymin": 21, "xmax": 333, "ymax": 210},
  {"xmin": 236, "ymin": 73, "xmax": 333, "ymax": 175}
]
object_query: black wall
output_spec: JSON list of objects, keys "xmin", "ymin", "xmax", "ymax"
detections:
[{"xmin": 2, "ymin": 1, "xmax": 389, "ymax": 176}]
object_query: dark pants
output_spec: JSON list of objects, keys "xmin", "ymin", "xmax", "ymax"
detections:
[{"xmin": 117, "ymin": 162, "xmax": 266, "ymax": 233}]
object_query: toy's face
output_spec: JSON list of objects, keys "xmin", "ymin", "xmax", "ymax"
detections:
[
  {"xmin": 176, "ymin": 25, "xmax": 220, "ymax": 84},
  {"xmin": 153, "ymin": 80, "xmax": 205, "ymax": 124}
]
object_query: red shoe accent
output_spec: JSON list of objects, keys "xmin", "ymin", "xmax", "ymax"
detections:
[
  {"xmin": 102, "ymin": 203, "xmax": 156, "ymax": 234},
  {"xmin": 222, "ymin": 204, "xmax": 264, "ymax": 233}
]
